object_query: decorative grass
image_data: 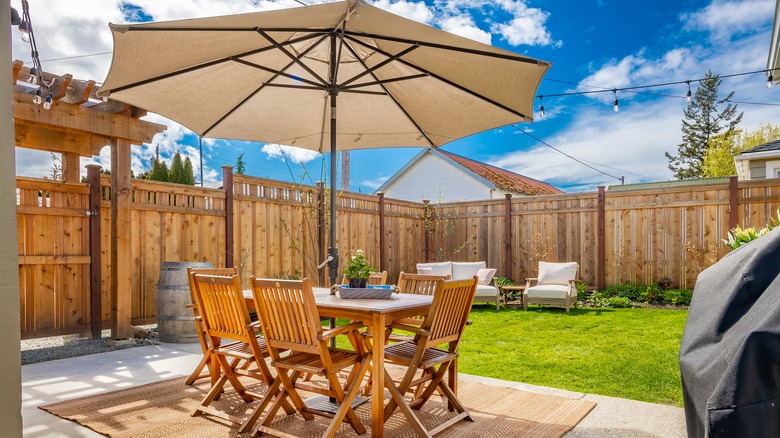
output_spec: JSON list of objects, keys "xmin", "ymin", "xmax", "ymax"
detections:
[{"xmin": 458, "ymin": 305, "xmax": 687, "ymax": 407}]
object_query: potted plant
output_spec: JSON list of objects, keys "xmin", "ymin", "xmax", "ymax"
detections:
[{"xmin": 343, "ymin": 249, "xmax": 375, "ymax": 288}]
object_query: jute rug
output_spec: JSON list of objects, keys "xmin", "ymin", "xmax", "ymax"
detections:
[{"xmin": 39, "ymin": 376, "xmax": 595, "ymax": 437}]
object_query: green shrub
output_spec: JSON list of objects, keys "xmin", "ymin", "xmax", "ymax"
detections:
[
  {"xmin": 658, "ymin": 289, "xmax": 692, "ymax": 306},
  {"xmin": 576, "ymin": 282, "xmax": 589, "ymax": 301},
  {"xmin": 724, "ymin": 208, "xmax": 779, "ymax": 250},
  {"xmin": 586, "ymin": 294, "xmax": 634, "ymax": 308}
]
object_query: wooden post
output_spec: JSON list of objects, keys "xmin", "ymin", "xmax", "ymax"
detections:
[
  {"xmin": 223, "ymin": 166, "xmax": 234, "ymax": 268},
  {"xmin": 378, "ymin": 192, "xmax": 386, "ymax": 272},
  {"xmin": 110, "ymin": 139, "xmax": 133, "ymax": 339},
  {"xmin": 61, "ymin": 152, "xmax": 80, "ymax": 182},
  {"xmin": 317, "ymin": 181, "xmax": 325, "ymax": 286},
  {"xmin": 597, "ymin": 186, "xmax": 606, "ymax": 291},
  {"xmin": 729, "ymin": 176, "xmax": 739, "ymax": 229},
  {"xmin": 423, "ymin": 199, "xmax": 431, "ymax": 263},
  {"xmin": 87, "ymin": 165, "xmax": 102, "ymax": 339},
  {"xmin": 504, "ymin": 193, "xmax": 512, "ymax": 280}
]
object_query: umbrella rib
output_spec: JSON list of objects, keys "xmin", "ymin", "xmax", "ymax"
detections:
[
  {"xmin": 345, "ymin": 35, "xmax": 531, "ymax": 121},
  {"xmin": 342, "ymin": 73, "xmax": 428, "ymax": 91},
  {"xmin": 339, "ymin": 44, "xmax": 420, "ymax": 88},
  {"xmin": 343, "ymin": 30, "xmax": 548, "ymax": 66},
  {"xmin": 232, "ymin": 58, "xmax": 325, "ymax": 89},
  {"xmin": 256, "ymin": 29, "xmax": 328, "ymax": 87},
  {"xmin": 339, "ymin": 39, "xmax": 435, "ymax": 147},
  {"xmin": 103, "ymin": 32, "xmax": 323, "ymax": 95}
]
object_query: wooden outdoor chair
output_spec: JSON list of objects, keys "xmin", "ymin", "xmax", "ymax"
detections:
[
  {"xmin": 189, "ymin": 273, "xmax": 294, "ymax": 432},
  {"xmin": 249, "ymin": 277, "xmax": 370, "ymax": 438},
  {"xmin": 397, "ymin": 271, "xmax": 450, "ymax": 295},
  {"xmin": 381, "ymin": 277, "xmax": 478, "ymax": 437},
  {"xmin": 185, "ymin": 266, "xmax": 238, "ymax": 386}
]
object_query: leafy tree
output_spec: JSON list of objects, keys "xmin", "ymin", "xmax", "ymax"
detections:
[
  {"xmin": 183, "ymin": 157, "xmax": 195, "ymax": 185},
  {"xmin": 235, "ymin": 153, "xmax": 246, "ymax": 174},
  {"xmin": 169, "ymin": 151, "xmax": 188, "ymax": 184},
  {"xmin": 665, "ymin": 70, "xmax": 743, "ymax": 179},
  {"xmin": 702, "ymin": 123, "xmax": 780, "ymax": 178},
  {"xmin": 147, "ymin": 158, "xmax": 170, "ymax": 182}
]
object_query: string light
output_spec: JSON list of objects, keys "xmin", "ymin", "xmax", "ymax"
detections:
[
  {"xmin": 768, "ymin": 74, "xmax": 774, "ymax": 89},
  {"xmin": 538, "ymin": 96, "xmax": 545, "ymax": 117},
  {"xmin": 26, "ymin": 67, "xmax": 38, "ymax": 84},
  {"xmin": 17, "ymin": 0, "xmax": 53, "ymax": 110},
  {"xmin": 43, "ymin": 92, "xmax": 53, "ymax": 110},
  {"xmin": 686, "ymin": 80, "xmax": 692, "ymax": 102},
  {"xmin": 32, "ymin": 88, "xmax": 42, "ymax": 105},
  {"xmin": 612, "ymin": 90, "xmax": 619, "ymax": 112}
]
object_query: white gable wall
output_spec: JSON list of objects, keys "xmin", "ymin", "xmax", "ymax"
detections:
[{"xmin": 382, "ymin": 153, "xmax": 492, "ymax": 202}]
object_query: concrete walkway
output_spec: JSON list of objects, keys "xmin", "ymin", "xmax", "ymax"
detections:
[{"xmin": 22, "ymin": 342, "xmax": 687, "ymax": 437}]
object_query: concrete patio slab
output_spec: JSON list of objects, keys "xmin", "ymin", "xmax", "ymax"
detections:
[{"xmin": 21, "ymin": 342, "xmax": 686, "ymax": 437}]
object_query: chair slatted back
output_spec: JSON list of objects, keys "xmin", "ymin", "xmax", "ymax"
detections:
[
  {"xmin": 421, "ymin": 277, "xmax": 478, "ymax": 348},
  {"xmin": 187, "ymin": 267, "xmax": 238, "ymax": 305},
  {"xmin": 397, "ymin": 271, "xmax": 450, "ymax": 295},
  {"xmin": 250, "ymin": 277, "xmax": 321, "ymax": 356},
  {"xmin": 191, "ymin": 274, "xmax": 251, "ymax": 343},
  {"xmin": 368, "ymin": 271, "xmax": 388, "ymax": 285}
]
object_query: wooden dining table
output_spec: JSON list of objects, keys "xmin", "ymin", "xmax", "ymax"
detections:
[{"xmin": 244, "ymin": 287, "xmax": 433, "ymax": 438}]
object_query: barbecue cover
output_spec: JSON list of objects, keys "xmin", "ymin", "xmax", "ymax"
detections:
[{"xmin": 680, "ymin": 228, "xmax": 780, "ymax": 437}]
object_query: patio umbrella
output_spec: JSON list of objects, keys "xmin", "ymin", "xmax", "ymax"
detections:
[{"xmin": 97, "ymin": 0, "xmax": 550, "ymax": 283}]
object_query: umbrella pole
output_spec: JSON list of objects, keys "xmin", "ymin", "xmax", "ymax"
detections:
[{"xmin": 327, "ymin": 32, "xmax": 339, "ymax": 287}]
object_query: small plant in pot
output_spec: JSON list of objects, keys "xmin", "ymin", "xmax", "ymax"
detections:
[{"xmin": 343, "ymin": 249, "xmax": 375, "ymax": 288}]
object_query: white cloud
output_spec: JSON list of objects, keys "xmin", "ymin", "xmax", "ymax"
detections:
[
  {"xmin": 491, "ymin": 0, "xmax": 558, "ymax": 47},
  {"xmin": 372, "ymin": 0, "xmax": 434, "ymax": 24},
  {"xmin": 683, "ymin": 0, "xmax": 775, "ymax": 41},
  {"xmin": 361, "ymin": 176, "xmax": 390, "ymax": 190},
  {"xmin": 262, "ymin": 144, "xmax": 321, "ymax": 164},
  {"xmin": 439, "ymin": 14, "xmax": 491, "ymax": 45}
]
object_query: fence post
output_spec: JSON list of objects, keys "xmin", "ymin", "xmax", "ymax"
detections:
[
  {"xmin": 317, "ymin": 181, "xmax": 325, "ymax": 286},
  {"xmin": 597, "ymin": 186, "xmax": 606, "ymax": 290},
  {"xmin": 223, "ymin": 166, "xmax": 234, "ymax": 269},
  {"xmin": 423, "ymin": 199, "xmax": 431, "ymax": 263},
  {"xmin": 504, "ymin": 193, "xmax": 512, "ymax": 279},
  {"xmin": 87, "ymin": 165, "xmax": 102, "ymax": 339},
  {"xmin": 378, "ymin": 192, "xmax": 386, "ymax": 272},
  {"xmin": 729, "ymin": 176, "xmax": 739, "ymax": 229}
]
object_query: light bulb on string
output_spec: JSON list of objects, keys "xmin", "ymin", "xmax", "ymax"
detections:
[
  {"xmin": 686, "ymin": 81, "xmax": 692, "ymax": 102},
  {"xmin": 538, "ymin": 96, "xmax": 545, "ymax": 117},
  {"xmin": 767, "ymin": 74, "xmax": 774, "ymax": 89},
  {"xmin": 43, "ymin": 92, "xmax": 53, "ymax": 110},
  {"xmin": 18, "ymin": 21, "xmax": 31, "ymax": 43},
  {"xmin": 26, "ymin": 67, "xmax": 38, "ymax": 84},
  {"xmin": 612, "ymin": 90, "xmax": 619, "ymax": 112},
  {"xmin": 32, "ymin": 87, "xmax": 42, "ymax": 105}
]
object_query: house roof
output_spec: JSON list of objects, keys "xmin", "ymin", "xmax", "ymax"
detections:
[
  {"xmin": 740, "ymin": 138, "xmax": 780, "ymax": 154},
  {"xmin": 376, "ymin": 148, "xmax": 562, "ymax": 196}
]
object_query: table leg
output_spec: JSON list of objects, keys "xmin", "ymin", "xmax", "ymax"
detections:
[{"xmin": 371, "ymin": 312, "xmax": 386, "ymax": 438}]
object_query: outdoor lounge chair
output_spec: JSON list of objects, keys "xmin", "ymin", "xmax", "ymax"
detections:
[{"xmin": 523, "ymin": 262, "xmax": 580, "ymax": 313}]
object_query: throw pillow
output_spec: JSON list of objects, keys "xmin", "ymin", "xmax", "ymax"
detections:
[
  {"xmin": 417, "ymin": 266, "xmax": 434, "ymax": 275},
  {"xmin": 537, "ymin": 261, "xmax": 578, "ymax": 286},
  {"xmin": 475, "ymin": 268, "xmax": 496, "ymax": 285}
]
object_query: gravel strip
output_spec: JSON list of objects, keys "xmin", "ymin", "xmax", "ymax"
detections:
[{"xmin": 21, "ymin": 325, "xmax": 159, "ymax": 365}]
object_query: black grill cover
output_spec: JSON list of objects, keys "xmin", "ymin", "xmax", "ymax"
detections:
[{"xmin": 680, "ymin": 228, "xmax": 780, "ymax": 437}]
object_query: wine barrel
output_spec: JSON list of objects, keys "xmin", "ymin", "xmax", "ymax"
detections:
[{"xmin": 155, "ymin": 261, "xmax": 212, "ymax": 343}]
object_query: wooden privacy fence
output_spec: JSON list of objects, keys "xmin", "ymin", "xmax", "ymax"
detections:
[{"xmin": 17, "ymin": 172, "xmax": 780, "ymax": 339}]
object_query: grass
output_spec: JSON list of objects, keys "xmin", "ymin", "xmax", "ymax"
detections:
[{"xmin": 457, "ymin": 304, "xmax": 687, "ymax": 407}]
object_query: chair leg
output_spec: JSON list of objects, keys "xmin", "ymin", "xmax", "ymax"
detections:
[
  {"xmin": 323, "ymin": 358, "xmax": 370, "ymax": 438},
  {"xmin": 382, "ymin": 368, "xmax": 431, "ymax": 437},
  {"xmin": 184, "ymin": 350, "xmax": 211, "ymax": 385}
]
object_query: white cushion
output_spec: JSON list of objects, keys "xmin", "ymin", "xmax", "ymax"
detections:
[
  {"xmin": 416, "ymin": 266, "xmax": 434, "ymax": 275},
  {"xmin": 526, "ymin": 284, "xmax": 571, "ymax": 299},
  {"xmin": 537, "ymin": 262, "xmax": 578, "ymax": 286},
  {"xmin": 475, "ymin": 284, "xmax": 498, "ymax": 298},
  {"xmin": 475, "ymin": 268, "xmax": 496, "ymax": 285},
  {"xmin": 416, "ymin": 262, "xmax": 452, "ymax": 277},
  {"xmin": 451, "ymin": 261, "xmax": 486, "ymax": 280}
]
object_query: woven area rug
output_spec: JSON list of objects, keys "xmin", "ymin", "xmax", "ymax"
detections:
[{"xmin": 39, "ymin": 377, "xmax": 596, "ymax": 437}]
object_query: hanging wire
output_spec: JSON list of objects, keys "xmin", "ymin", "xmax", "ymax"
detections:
[{"xmin": 19, "ymin": 0, "xmax": 53, "ymax": 109}]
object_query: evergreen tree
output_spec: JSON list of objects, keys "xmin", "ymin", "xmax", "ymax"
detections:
[
  {"xmin": 148, "ymin": 159, "xmax": 170, "ymax": 182},
  {"xmin": 183, "ymin": 157, "xmax": 195, "ymax": 185},
  {"xmin": 665, "ymin": 70, "xmax": 743, "ymax": 180},
  {"xmin": 235, "ymin": 153, "xmax": 246, "ymax": 174},
  {"xmin": 169, "ymin": 151, "xmax": 188, "ymax": 184},
  {"xmin": 702, "ymin": 123, "xmax": 780, "ymax": 178}
]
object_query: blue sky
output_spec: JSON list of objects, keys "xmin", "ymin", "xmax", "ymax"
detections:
[{"xmin": 11, "ymin": 0, "xmax": 780, "ymax": 194}]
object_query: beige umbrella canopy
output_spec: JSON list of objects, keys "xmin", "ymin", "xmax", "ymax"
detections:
[{"xmin": 98, "ymin": 0, "xmax": 550, "ymax": 281}]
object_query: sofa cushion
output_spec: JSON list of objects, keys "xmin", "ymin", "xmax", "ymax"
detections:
[
  {"xmin": 416, "ymin": 266, "xmax": 434, "ymax": 275},
  {"xmin": 476, "ymin": 268, "xmax": 496, "ymax": 285},
  {"xmin": 475, "ymin": 284, "xmax": 498, "ymax": 298},
  {"xmin": 526, "ymin": 284, "xmax": 571, "ymax": 299},
  {"xmin": 451, "ymin": 261, "xmax": 486, "ymax": 280},
  {"xmin": 416, "ymin": 262, "xmax": 452, "ymax": 277},
  {"xmin": 537, "ymin": 262, "xmax": 578, "ymax": 286}
]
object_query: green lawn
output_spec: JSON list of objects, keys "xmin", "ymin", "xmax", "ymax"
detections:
[{"xmin": 458, "ymin": 305, "xmax": 688, "ymax": 406}]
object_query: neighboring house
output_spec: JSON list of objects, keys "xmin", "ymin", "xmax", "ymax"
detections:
[
  {"xmin": 734, "ymin": 138, "xmax": 780, "ymax": 180},
  {"xmin": 376, "ymin": 148, "xmax": 562, "ymax": 202}
]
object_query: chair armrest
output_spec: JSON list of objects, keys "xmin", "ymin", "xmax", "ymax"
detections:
[
  {"xmin": 392, "ymin": 317, "xmax": 423, "ymax": 327},
  {"xmin": 525, "ymin": 278, "xmax": 538, "ymax": 289},
  {"xmin": 318, "ymin": 321, "xmax": 365, "ymax": 341},
  {"xmin": 386, "ymin": 322, "xmax": 429, "ymax": 337}
]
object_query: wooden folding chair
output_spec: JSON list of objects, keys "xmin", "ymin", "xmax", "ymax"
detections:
[
  {"xmin": 381, "ymin": 277, "xmax": 478, "ymax": 437},
  {"xmin": 189, "ymin": 273, "xmax": 293, "ymax": 432},
  {"xmin": 185, "ymin": 266, "xmax": 238, "ymax": 386},
  {"xmin": 249, "ymin": 277, "xmax": 370, "ymax": 438},
  {"xmin": 397, "ymin": 271, "xmax": 450, "ymax": 296}
]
